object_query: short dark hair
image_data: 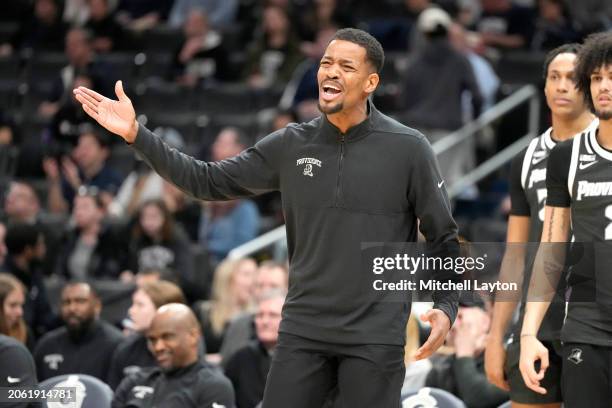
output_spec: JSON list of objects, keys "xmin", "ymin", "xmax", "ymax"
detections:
[
  {"xmin": 575, "ymin": 32, "xmax": 612, "ymax": 112},
  {"xmin": 5, "ymin": 223, "xmax": 41, "ymax": 256},
  {"xmin": 542, "ymin": 43, "xmax": 582, "ymax": 81},
  {"xmin": 331, "ymin": 28, "xmax": 384, "ymax": 74}
]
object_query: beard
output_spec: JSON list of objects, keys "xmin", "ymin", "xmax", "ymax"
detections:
[
  {"xmin": 65, "ymin": 316, "xmax": 95, "ymax": 342},
  {"xmin": 318, "ymin": 101, "xmax": 343, "ymax": 115},
  {"xmin": 595, "ymin": 107, "xmax": 612, "ymax": 120}
]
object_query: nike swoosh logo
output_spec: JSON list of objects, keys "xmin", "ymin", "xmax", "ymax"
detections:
[
  {"xmin": 7, "ymin": 377, "xmax": 21, "ymax": 383},
  {"xmin": 438, "ymin": 180, "xmax": 444, "ymax": 188},
  {"xmin": 212, "ymin": 403, "xmax": 226, "ymax": 408},
  {"xmin": 579, "ymin": 161, "xmax": 597, "ymax": 170},
  {"xmin": 531, "ymin": 156, "xmax": 546, "ymax": 165}
]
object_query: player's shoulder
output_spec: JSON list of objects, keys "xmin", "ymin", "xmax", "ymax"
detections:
[{"xmin": 195, "ymin": 362, "xmax": 233, "ymax": 388}]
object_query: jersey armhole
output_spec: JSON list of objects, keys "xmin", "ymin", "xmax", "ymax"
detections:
[
  {"xmin": 521, "ymin": 138, "xmax": 539, "ymax": 190},
  {"xmin": 567, "ymin": 133, "xmax": 582, "ymax": 199}
]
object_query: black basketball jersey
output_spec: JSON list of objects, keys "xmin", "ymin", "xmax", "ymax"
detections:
[
  {"xmin": 509, "ymin": 125, "xmax": 593, "ymax": 340},
  {"xmin": 547, "ymin": 122, "xmax": 612, "ymax": 346}
]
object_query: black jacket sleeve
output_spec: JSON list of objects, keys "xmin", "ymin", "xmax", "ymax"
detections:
[
  {"xmin": 132, "ymin": 125, "xmax": 283, "ymax": 200},
  {"xmin": 546, "ymin": 141, "xmax": 572, "ymax": 208},
  {"xmin": 409, "ymin": 136, "xmax": 460, "ymax": 324},
  {"xmin": 509, "ymin": 150, "xmax": 530, "ymax": 216}
]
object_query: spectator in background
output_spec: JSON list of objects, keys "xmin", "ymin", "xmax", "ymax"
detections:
[
  {"xmin": 474, "ymin": 0, "xmax": 535, "ymax": 51},
  {"xmin": 39, "ymin": 27, "xmax": 114, "ymax": 119},
  {"xmin": 565, "ymin": 0, "xmax": 612, "ymax": 36},
  {"xmin": 169, "ymin": 9, "xmax": 231, "ymax": 86},
  {"xmin": 220, "ymin": 261, "xmax": 288, "ymax": 362},
  {"xmin": 199, "ymin": 127, "xmax": 260, "ymax": 262},
  {"xmin": 85, "ymin": 0, "xmax": 126, "ymax": 53},
  {"xmin": 2, "ymin": 182, "xmax": 63, "ymax": 276},
  {"xmin": 245, "ymin": 5, "xmax": 304, "ymax": 89},
  {"xmin": 109, "ymin": 127, "xmax": 185, "ymax": 220},
  {"xmin": 194, "ymin": 257, "xmax": 257, "ymax": 361},
  {"xmin": 297, "ymin": 0, "xmax": 350, "ymax": 42},
  {"xmin": 125, "ymin": 200, "xmax": 194, "ymax": 290},
  {"xmin": 402, "ymin": 7, "xmax": 482, "ymax": 190},
  {"xmin": 112, "ymin": 304, "xmax": 235, "ymax": 408},
  {"xmin": 33, "ymin": 281, "xmax": 123, "ymax": 381},
  {"xmin": 530, "ymin": 0, "xmax": 580, "ymax": 51},
  {"xmin": 425, "ymin": 296, "xmax": 508, "ymax": 407},
  {"xmin": 3, "ymin": 182, "xmax": 41, "ymax": 226},
  {"xmin": 44, "ymin": 130, "xmax": 122, "ymax": 214},
  {"xmin": 115, "ymin": 0, "xmax": 174, "ymax": 31},
  {"xmin": 290, "ymin": 26, "xmax": 338, "ymax": 122},
  {"xmin": 3, "ymin": 223, "xmax": 56, "ymax": 338},
  {"xmin": 55, "ymin": 188, "xmax": 125, "ymax": 280},
  {"xmin": 0, "ymin": 273, "xmax": 32, "ymax": 348},
  {"xmin": 449, "ymin": 23, "xmax": 500, "ymax": 113},
  {"xmin": 225, "ymin": 289, "xmax": 286, "ymax": 408},
  {"xmin": 108, "ymin": 280, "xmax": 186, "ymax": 389},
  {"xmin": 168, "ymin": 0, "xmax": 239, "ymax": 29},
  {"xmin": 46, "ymin": 71, "xmax": 98, "ymax": 155},
  {"xmin": 0, "ymin": 0, "xmax": 68, "ymax": 56}
]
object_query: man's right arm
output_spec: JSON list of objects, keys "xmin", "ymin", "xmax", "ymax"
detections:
[
  {"xmin": 519, "ymin": 141, "xmax": 572, "ymax": 394},
  {"xmin": 132, "ymin": 125, "xmax": 283, "ymax": 201},
  {"xmin": 73, "ymin": 82, "xmax": 283, "ymax": 202}
]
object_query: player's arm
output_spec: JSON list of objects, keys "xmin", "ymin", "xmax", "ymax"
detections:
[
  {"xmin": 409, "ymin": 136, "xmax": 460, "ymax": 360},
  {"xmin": 73, "ymin": 81, "xmax": 283, "ymax": 201},
  {"xmin": 485, "ymin": 153, "xmax": 530, "ymax": 390},
  {"xmin": 519, "ymin": 141, "xmax": 573, "ymax": 395}
]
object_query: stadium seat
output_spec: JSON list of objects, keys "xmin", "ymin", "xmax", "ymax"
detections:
[
  {"xmin": 401, "ymin": 387, "xmax": 467, "ymax": 408},
  {"xmin": 38, "ymin": 373, "xmax": 113, "ymax": 408},
  {"xmin": 25, "ymin": 52, "xmax": 68, "ymax": 87},
  {"xmin": 196, "ymin": 84, "xmax": 255, "ymax": 115}
]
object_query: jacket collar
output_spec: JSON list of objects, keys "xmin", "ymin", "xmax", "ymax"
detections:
[{"xmin": 320, "ymin": 99, "xmax": 377, "ymax": 143}]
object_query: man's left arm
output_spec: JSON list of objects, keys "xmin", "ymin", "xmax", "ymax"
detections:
[{"xmin": 408, "ymin": 136, "xmax": 461, "ymax": 359}]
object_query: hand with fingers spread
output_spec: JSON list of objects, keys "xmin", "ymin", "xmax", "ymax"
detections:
[
  {"xmin": 73, "ymin": 80, "xmax": 139, "ymax": 143},
  {"xmin": 414, "ymin": 309, "xmax": 451, "ymax": 360},
  {"xmin": 519, "ymin": 335, "xmax": 549, "ymax": 395}
]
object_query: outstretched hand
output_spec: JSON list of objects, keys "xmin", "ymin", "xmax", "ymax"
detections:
[
  {"xmin": 414, "ymin": 309, "xmax": 451, "ymax": 360},
  {"xmin": 73, "ymin": 80, "xmax": 139, "ymax": 143}
]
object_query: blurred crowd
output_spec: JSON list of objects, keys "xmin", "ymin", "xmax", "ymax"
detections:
[{"xmin": 0, "ymin": 0, "xmax": 611, "ymax": 407}]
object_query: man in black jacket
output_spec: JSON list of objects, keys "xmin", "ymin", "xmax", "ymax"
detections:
[
  {"xmin": 33, "ymin": 282, "xmax": 123, "ymax": 381},
  {"xmin": 75, "ymin": 27, "xmax": 460, "ymax": 408},
  {"xmin": 112, "ymin": 303, "xmax": 234, "ymax": 408}
]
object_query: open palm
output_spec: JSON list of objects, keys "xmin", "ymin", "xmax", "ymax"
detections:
[{"xmin": 73, "ymin": 80, "xmax": 138, "ymax": 142}]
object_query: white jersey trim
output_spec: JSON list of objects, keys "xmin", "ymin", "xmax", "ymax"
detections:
[
  {"xmin": 521, "ymin": 136, "xmax": 541, "ymax": 190},
  {"xmin": 568, "ymin": 133, "xmax": 582, "ymax": 199},
  {"xmin": 588, "ymin": 124, "xmax": 612, "ymax": 161}
]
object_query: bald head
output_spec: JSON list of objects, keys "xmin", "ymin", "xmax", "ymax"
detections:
[
  {"xmin": 154, "ymin": 303, "xmax": 200, "ymax": 332},
  {"xmin": 147, "ymin": 303, "xmax": 200, "ymax": 371}
]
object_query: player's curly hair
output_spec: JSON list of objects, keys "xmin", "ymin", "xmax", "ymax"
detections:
[
  {"xmin": 542, "ymin": 43, "xmax": 582, "ymax": 81},
  {"xmin": 575, "ymin": 32, "xmax": 612, "ymax": 112},
  {"xmin": 331, "ymin": 28, "xmax": 385, "ymax": 74}
]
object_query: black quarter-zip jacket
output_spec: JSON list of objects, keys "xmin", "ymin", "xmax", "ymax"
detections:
[{"xmin": 132, "ymin": 103, "xmax": 460, "ymax": 346}]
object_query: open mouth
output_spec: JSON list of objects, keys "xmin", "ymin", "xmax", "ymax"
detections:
[{"xmin": 321, "ymin": 83, "xmax": 343, "ymax": 101}]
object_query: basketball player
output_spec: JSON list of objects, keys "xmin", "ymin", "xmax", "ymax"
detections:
[
  {"xmin": 520, "ymin": 32, "xmax": 612, "ymax": 408},
  {"xmin": 485, "ymin": 43, "xmax": 595, "ymax": 408}
]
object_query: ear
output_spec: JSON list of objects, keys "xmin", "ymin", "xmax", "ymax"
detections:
[{"xmin": 364, "ymin": 72, "xmax": 380, "ymax": 95}]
